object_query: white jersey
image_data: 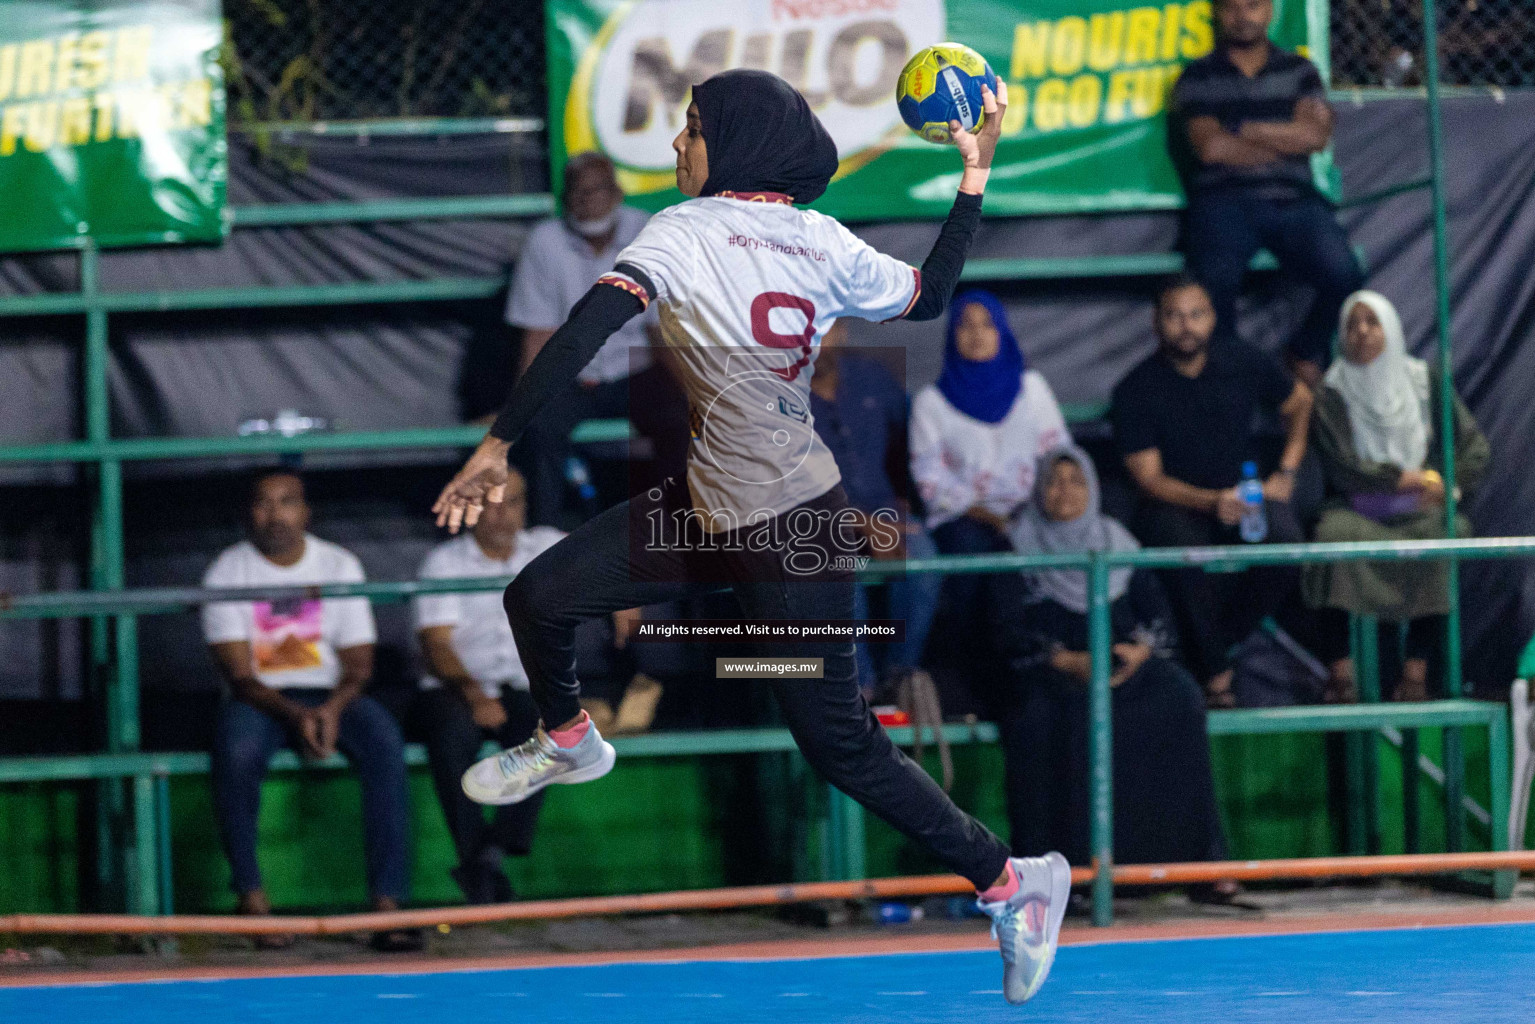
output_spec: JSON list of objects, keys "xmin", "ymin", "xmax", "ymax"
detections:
[{"xmin": 606, "ymin": 193, "xmax": 919, "ymax": 531}]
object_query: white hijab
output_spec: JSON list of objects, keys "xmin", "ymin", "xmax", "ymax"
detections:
[{"xmin": 1325, "ymin": 290, "xmax": 1431, "ymax": 471}]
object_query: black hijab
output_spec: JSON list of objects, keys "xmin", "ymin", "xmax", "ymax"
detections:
[{"xmin": 692, "ymin": 69, "xmax": 840, "ymax": 205}]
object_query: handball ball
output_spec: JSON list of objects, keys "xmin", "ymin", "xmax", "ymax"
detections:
[{"xmin": 896, "ymin": 43, "xmax": 999, "ymax": 144}]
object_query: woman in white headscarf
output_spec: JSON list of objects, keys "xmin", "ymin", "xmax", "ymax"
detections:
[
  {"xmin": 1304, "ymin": 290, "xmax": 1489, "ymax": 702},
  {"xmin": 989, "ymin": 446, "xmax": 1237, "ymax": 899}
]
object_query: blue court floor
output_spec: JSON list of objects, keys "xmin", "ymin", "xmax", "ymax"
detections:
[{"xmin": 3, "ymin": 922, "xmax": 1532, "ymax": 1024}]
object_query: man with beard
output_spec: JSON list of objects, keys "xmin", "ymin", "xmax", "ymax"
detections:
[
  {"xmin": 1170, "ymin": 0, "xmax": 1365, "ymax": 386},
  {"xmin": 201, "ymin": 469, "xmax": 418, "ymax": 951},
  {"xmin": 1111, "ymin": 276, "xmax": 1312, "ymax": 708}
]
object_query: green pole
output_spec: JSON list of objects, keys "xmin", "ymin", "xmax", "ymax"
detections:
[
  {"xmin": 132, "ymin": 774, "xmax": 159, "ymax": 916},
  {"xmin": 81, "ymin": 242, "xmax": 121, "ymax": 907},
  {"xmin": 81, "ymin": 241, "xmax": 152, "ymax": 910},
  {"xmin": 1087, "ymin": 553, "xmax": 1114, "ymax": 926},
  {"xmin": 83, "ymin": 241, "xmax": 112, "ymax": 674},
  {"xmin": 156, "ymin": 774, "xmax": 175, "ymax": 916},
  {"xmin": 1487, "ymin": 710, "xmax": 1514, "ymax": 898},
  {"xmin": 1420, "ymin": 0, "xmax": 1466, "ymax": 853}
]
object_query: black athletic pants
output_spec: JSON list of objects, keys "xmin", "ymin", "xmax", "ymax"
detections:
[
  {"xmin": 501, "ymin": 474, "xmax": 1011, "ymax": 889},
  {"xmin": 1134, "ymin": 498, "xmax": 1304, "ymax": 683}
]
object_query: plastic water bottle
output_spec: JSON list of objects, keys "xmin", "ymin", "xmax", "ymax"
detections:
[
  {"xmin": 1238, "ymin": 460, "xmax": 1267, "ymax": 543},
  {"xmin": 564, "ymin": 455, "xmax": 597, "ymax": 506},
  {"xmin": 874, "ymin": 901, "xmax": 924, "ymax": 925}
]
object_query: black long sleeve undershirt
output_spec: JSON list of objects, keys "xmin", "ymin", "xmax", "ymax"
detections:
[
  {"xmin": 488, "ymin": 282, "xmax": 645, "ymax": 443},
  {"xmin": 904, "ymin": 189, "xmax": 984, "ymax": 322}
]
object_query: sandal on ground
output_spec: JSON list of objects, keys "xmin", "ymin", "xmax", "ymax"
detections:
[
  {"xmin": 367, "ymin": 896, "xmax": 426, "ymax": 953},
  {"xmin": 369, "ymin": 927, "xmax": 426, "ymax": 953},
  {"xmin": 1204, "ymin": 669, "xmax": 1237, "ymax": 709},
  {"xmin": 1188, "ymin": 880, "xmax": 1262, "ymax": 911},
  {"xmin": 238, "ymin": 891, "xmax": 296, "ymax": 950}
]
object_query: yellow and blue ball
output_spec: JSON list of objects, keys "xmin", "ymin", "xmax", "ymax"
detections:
[{"xmin": 896, "ymin": 43, "xmax": 999, "ymax": 145}]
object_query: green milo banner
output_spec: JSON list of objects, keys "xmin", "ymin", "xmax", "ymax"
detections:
[
  {"xmin": 547, "ymin": 0, "xmax": 1331, "ymax": 221},
  {"xmin": 0, "ymin": 0, "xmax": 226, "ymax": 253}
]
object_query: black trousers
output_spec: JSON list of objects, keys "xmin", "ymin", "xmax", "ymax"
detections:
[
  {"xmin": 501, "ymin": 475, "xmax": 1011, "ymax": 889},
  {"xmin": 1184, "ymin": 189, "xmax": 1365, "ymax": 368},
  {"xmin": 1135, "ymin": 498, "xmax": 1304, "ymax": 683},
  {"xmin": 511, "ymin": 362, "xmax": 690, "ymax": 527},
  {"xmin": 1000, "ymin": 657, "xmax": 1228, "ymax": 866},
  {"xmin": 928, "ymin": 515, "xmax": 1013, "ymax": 718},
  {"xmin": 414, "ymin": 686, "xmax": 545, "ymax": 865}
]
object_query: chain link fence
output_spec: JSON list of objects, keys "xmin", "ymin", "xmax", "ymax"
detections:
[
  {"xmin": 223, "ymin": 0, "xmax": 546, "ymax": 124},
  {"xmin": 221, "ymin": 0, "xmax": 1532, "ymax": 126},
  {"xmin": 1333, "ymin": 0, "xmax": 1535, "ymax": 88}
]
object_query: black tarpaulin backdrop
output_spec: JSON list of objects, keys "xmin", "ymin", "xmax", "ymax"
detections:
[{"xmin": 0, "ymin": 95, "xmax": 1531, "ymax": 711}]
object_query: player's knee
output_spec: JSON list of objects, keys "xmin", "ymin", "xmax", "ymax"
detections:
[
  {"xmin": 503, "ymin": 563, "xmax": 565, "ymax": 631},
  {"xmin": 502, "ymin": 574, "xmax": 539, "ymax": 629}
]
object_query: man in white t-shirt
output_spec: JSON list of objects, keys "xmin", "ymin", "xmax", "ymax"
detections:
[
  {"xmin": 410, "ymin": 469, "xmax": 564, "ymax": 904},
  {"xmin": 411, "ymin": 466, "xmax": 658, "ymax": 902},
  {"xmin": 202, "ymin": 470, "xmax": 417, "ymax": 949},
  {"xmin": 505, "ymin": 153, "xmax": 690, "ymax": 526}
]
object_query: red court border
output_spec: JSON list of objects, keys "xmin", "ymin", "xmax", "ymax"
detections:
[{"xmin": 4, "ymin": 903, "xmax": 1535, "ymax": 989}]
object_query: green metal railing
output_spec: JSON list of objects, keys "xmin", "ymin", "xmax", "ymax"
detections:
[{"xmin": 2, "ymin": 537, "xmax": 1528, "ymax": 925}]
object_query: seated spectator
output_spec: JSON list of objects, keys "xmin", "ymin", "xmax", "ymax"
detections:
[
  {"xmin": 910, "ymin": 290, "xmax": 1067, "ymax": 714},
  {"xmin": 411, "ymin": 469, "xmax": 564, "ymax": 905},
  {"xmin": 1170, "ymin": 0, "xmax": 1365, "ymax": 385},
  {"xmin": 1112, "ymin": 275, "xmax": 1312, "ymax": 707},
  {"xmin": 990, "ymin": 447, "xmax": 1234, "ymax": 896},
  {"xmin": 911, "ymin": 289, "xmax": 1066, "ymax": 597},
  {"xmin": 505, "ymin": 152, "xmax": 689, "ymax": 526},
  {"xmin": 202, "ymin": 470, "xmax": 418, "ymax": 951},
  {"xmin": 809, "ymin": 319, "xmax": 940, "ymax": 698},
  {"xmin": 412, "ymin": 468, "xmax": 662, "ymax": 904},
  {"xmin": 1303, "ymin": 291, "xmax": 1489, "ymax": 702}
]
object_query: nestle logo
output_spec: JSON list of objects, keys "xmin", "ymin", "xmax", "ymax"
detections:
[
  {"xmin": 771, "ymin": 0, "xmax": 897, "ymax": 22},
  {"xmin": 727, "ymin": 234, "xmax": 828, "ymax": 261}
]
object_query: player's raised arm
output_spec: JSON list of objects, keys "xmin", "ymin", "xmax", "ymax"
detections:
[
  {"xmin": 903, "ymin": 81, "xmax": 1007, "ymax": 322},
  {"xmin": 432, "ymin": 280, "xmax": 645, "ymax": 532}
]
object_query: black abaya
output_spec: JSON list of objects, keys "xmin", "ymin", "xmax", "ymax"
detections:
[{"xmin": 989, "ymin": 571, "xmax": 1229, "ymax": 865}]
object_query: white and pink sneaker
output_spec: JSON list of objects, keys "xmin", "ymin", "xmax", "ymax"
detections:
[
  {"xmin": 975, "ymin": 853, "xmax": 1072, "ymax": 1004},
  {"xmin": 461, "ymin": 718, "xmax": 616, "ymax": 806}
]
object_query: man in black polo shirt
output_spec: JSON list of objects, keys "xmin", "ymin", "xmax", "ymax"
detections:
[
  {"xmin": 1170, "ymin": 0, "xmax": 1364, "ymax": 386},
  {"xmin": 1112, "ymin": 276, "xmax": 1312, "ymax": 707}
]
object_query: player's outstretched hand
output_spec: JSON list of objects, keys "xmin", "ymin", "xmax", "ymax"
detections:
[
  {"xmin": 951, "ymin": 81, "xmax": 1007, "ymax": 171},
  {"xmin": 433, "ymin": 435, "xmax": 512, "ymax": 533}
]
